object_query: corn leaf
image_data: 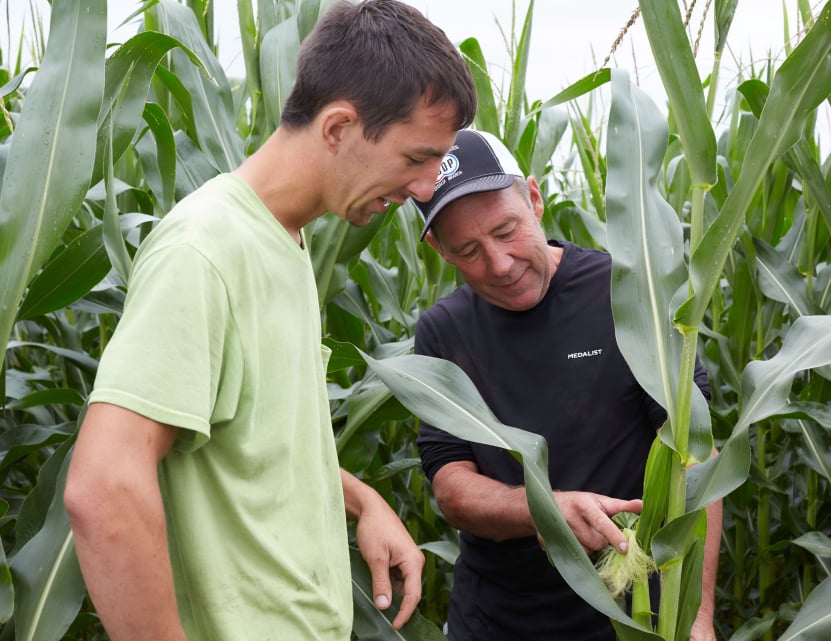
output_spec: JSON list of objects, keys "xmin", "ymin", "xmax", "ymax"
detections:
[
  {"xmin": 678, "ymin": 3, "xmax": 831, "ymax": 328},
  {"xmin": 638, "ymin": 0, "xmax": 717, "ymax": 188},
  {"xmin": 459, "ymin": 37, "xmax": 499, "ymax": 136},
  {"xmin": 0, "ymin": 0, "xmax": 106, "ymax": 351},
  {"xmin": 260, "ymin": 17, "xmax": 300, "ymax": 133},
  {"xmin": 140, "ymin": 102, "xmax": 177, "ymax": 212},
  {"xmin": 9, "ymin": 443, "xmax": 85, "ymax": 641},
  {"xmin": 92, "ymin": 30, "xmax": 201, "ymax": 187},
  {"xmin": 605, "ymin": 69, "xmax": 712, "ymax": 462},
  {"xmin": 153, "ymin": 0, "xmax": 244, "ymax": 172},
  {"xmin": 503, "ymin": 0, "xmax": 534, "ymax": 149},
  {"xmin": 0, "ymin": 499, "xmax": 11, "ymax": 621},
  {"xmin": 775, "ymin": 576, "xmax": 831, "ymax": 641},
  {"xmin": 17, "ymin": 226, "xmax": 110, "ymax": 321},
  {"xmin": 753, "ymin": 238, "xmax": 822, "ymax": 317},
  {"xmin": 363, "ymin": 352, "xmax": 661, "ymax": 641},
  {"xmin": 687, "ymin": 315, "xmax": 831, "ymax": 511}
]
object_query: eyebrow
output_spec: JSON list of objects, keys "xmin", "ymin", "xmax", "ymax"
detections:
[{"xmin": 407, "ymin": 143, "xmax": 451, "ymax": 158}]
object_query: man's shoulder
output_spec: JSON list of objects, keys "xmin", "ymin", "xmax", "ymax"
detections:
[{"xmin": 418, "ymin": 285, "xmax": 475, "ymax": 327}]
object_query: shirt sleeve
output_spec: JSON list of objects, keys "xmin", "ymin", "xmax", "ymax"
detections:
[
  {"xmin": 89, "ymin": 243, "xmax": 241, "ymax": 451},
  {"xmin": 414, "ymin": 312, "xmax": 476, "ymax": 482}
]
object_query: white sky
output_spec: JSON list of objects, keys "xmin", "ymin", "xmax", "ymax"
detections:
[{"xmin": 2, "ymin": 1, "xmax": 816, "ymax": 120}]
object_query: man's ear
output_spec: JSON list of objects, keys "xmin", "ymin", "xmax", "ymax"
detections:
[
  {"xmin": 319, "ymin": 101, "xmax": 360, "ymax": 153},
  {"xmin": 528, "ymin": 176, "xmax": 544, "ymax": 221}
]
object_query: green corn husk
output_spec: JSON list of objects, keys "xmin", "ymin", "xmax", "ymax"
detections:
[{"xmin": 596, "ymin": 528, "xmax": 657, "ymax": 600}]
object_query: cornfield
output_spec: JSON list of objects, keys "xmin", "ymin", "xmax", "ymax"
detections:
[{"xmin": 0, "ymin": 1, "xmax": 829, "ymax": 640}]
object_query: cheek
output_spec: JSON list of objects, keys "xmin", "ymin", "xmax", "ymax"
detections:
[{"xmin": 456, "ymin": 261, "xmax": 489, "ymax": 283}]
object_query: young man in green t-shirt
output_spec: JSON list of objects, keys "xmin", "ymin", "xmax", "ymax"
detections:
[{"xmin": 63, "ymin": 2, "xmax": 477, "ymax": 640}]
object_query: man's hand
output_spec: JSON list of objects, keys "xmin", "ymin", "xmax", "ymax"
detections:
[
  {"xmin": 341, "ymin": 470, "xmax": 425, "ymax": 629},
  {"xmin": 552, "ymin": 491, "xmax": 643, "ymax": 554}
]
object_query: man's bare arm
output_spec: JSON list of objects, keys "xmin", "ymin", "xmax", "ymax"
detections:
[
  {"xmin": 64, "ymin": 402, "xmax": 187, "ymax": 641},
  {"xmin": 432, "ymin": 461, "xmax": 642, "ymax": 553}
]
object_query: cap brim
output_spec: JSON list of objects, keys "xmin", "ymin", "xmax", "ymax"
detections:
[{"xmin": 419, "ymin": 174, "xmax": 516, "ymax": 240}]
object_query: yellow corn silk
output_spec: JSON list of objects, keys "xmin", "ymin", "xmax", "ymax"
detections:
[{"xmin": 595, "ymin": 528, "xmax": 656, "ymax": 599}]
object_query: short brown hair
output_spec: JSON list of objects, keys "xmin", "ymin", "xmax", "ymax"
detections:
[{"xmin": 280, "ymin": 0, "xmax": 477, "ymax": 141}]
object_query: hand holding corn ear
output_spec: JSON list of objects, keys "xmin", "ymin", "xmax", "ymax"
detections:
[{"xmin": 541, "ymin": 491, "xmax": 643, "ymax": 554}]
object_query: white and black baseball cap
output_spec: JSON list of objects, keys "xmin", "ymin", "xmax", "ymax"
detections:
[{"xmin": 414, "ymin": 129, "xmax": 523, "ymax": 240}]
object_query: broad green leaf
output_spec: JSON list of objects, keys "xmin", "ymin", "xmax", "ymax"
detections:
[
  {"xmin": 260, "ymin": 17, "xmax": 300, "ymax": 133},
  {"xmin": 636, "ymin": 437, "xmax": 672, "ymax": 552},
  {"xmin": 323, "ymin": 338, "xmax": 364, "ymax": 373},
  {"xmin": 364, "ymin": 256, "xmax": 413, "ymax": 330},
  {"xmin": 459, "ymin": 38, "xmax": 499, "ymax": 136},
  {"xmin": 392, "ymin": 203, "xmax": 423, "ymax": 288},
  {"xmin": 715, "ymin": 0, "xmax": 741, "ymax": 55},
  {"xmin": 103, "ymin": 125, "xmax": 132, "ymax": 284},
  {"xmin": 418, "ymin": 540, "xmax": 459, "ymax": 566},
  {"xmin": 349, "ymin": 547, "xmax": 447, "ymax": 641},
  {"xmin": 650, "ymin": 510, "xmax": 706, "ymax": 570},
  {"xmin": 9, "ymin": 436, "xmax": 75, "ymax": 553},
  {"xmin": 0, "ymin": 0, "xmax": 105, "ymax": 351},
  {"xmin": 4, "ymin": 389, "xmax": 84, "ymax": 411},
  {"xmin": 679, "ymin": 4, "xmax": 831, "ymax": 327},
  {"xmin": 503, "ymin": 0, "xmax": 534, "ymax": 149},
  {"xmin": 5, "ymin": 342, "xmax": 98, "ymax": 374},
  {"xmin": 571, "ymin": 106, "xmax": 606, "ymax": 221},
  {"xmin": 173, "ymin": 131, "xmax": 219, "ymax": 200},
  {"xmin": 332, "ymin": 282, "xmax": 395, "ymax": 347},
  {"xmin": 309, "ymin": 213, "xmax": 386, "ymax": 307},
  {"xmin": 363, "ymin": 352, "xmax": 660, "ymax": 641},
  {"xmin": 792, "ymin": 532, "xmax": 831, "ymax": 561},
  {"xmin": 638, "ymin": 0, "xmax": 717, "ymax": 188},
  {"xmin": 92, "ymin": 31, "xmax": 198, "ymax": 186},
  {"xmin": 153, "ymin": 0, "xmax": 244, "ymax": 172},
  {"xmin": 753, "ymin": 238, "xmax": 821, "ymax": 317},
  {"xmin": 0, "ymin": 68, "xmax": 37, "ymax": 98},
  {"xmin": 335, "ymin": 380, "xmax": 391, "ymax": 454},
  {"xmin": 0, "ymin": 498, "xmax": 11, "ymax": 622},
  {"xmin": 606, "ymin": 69, "xmax": 712, "ymax": 462},
  {"xmin": 237, "ymin": 0, "xmax": 262, "ymax": 105},
  {"xmin": 738, "ymin": 79, "xmax": 831, "ymax": 240},
  {"xmin": 530, "ymin": 106, "xmax": 568, "ymax": 181},
  {"xmin": 140, "ymin": 102, "xmax": 177, "ymax": 212},
  {"xmin": 775, "ymin": 576, "xmax": 831, "ymax": 641},
  {"xmin": 367, "ymin": 458, "xmax": 421, "ymax": 483},
  {"xmin": 675, "ymin": 535, "xmax": 705, "ymax": 641},
  {"xmin": 537, "ymin": 68, "xmax": 611, "ymax": 112},
  {"xmin": 687, "ymin": 316, "xmax": 831, "ymax": 511},
  {"xmin": 297, "ymin": 0, "xmax": 336, "ymax": 42},
  {"xmin": 728, "ymin": 613, "xmax": 777, "ymax": 641},
  {"xmin": 9, "ymin": 446, "xmax": 85, "ymax": 641},
  {"xmin": 779, "ymin": 402, "xmax": 831, "ymax": 481},
  {"xmin": 17, "ymin": 226, "xmax": 110, "ymax": 321}
]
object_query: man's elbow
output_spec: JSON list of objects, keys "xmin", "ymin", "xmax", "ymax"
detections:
[{"xmin": 63, "ymin": 453, "xmax": 112, "ymax": 538}]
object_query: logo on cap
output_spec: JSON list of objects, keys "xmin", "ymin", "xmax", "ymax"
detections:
[{"xmin": 435, "ymin": 153, "xmax": 460, "ymax": 184}]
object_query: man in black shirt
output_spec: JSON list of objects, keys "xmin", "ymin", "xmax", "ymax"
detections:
[{"xmin": 413, "ymin": 129, "xmax": 720, "ymax": 641}]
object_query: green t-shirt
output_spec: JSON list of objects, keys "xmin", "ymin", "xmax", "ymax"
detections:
[{"xmin": 90, "ymin": 174, "xmax": 352, "ymax": 640}]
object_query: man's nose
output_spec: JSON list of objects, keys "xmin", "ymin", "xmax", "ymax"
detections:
[
  {"xmin": 486, "ymin": 247, "xmax": 513, "ymax": 277},
  {"xmin": 406, "ymin": 163, "xmax": 440, "ymax": 202}
]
